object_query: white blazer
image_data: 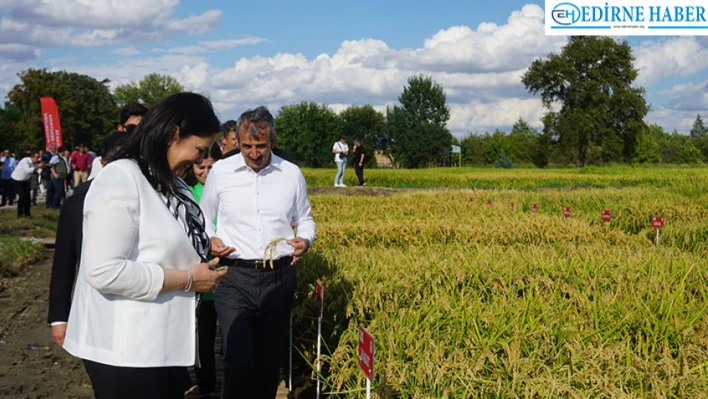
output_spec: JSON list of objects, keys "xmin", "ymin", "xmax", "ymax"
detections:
[{"xmin": 63, "ymin": 159, "xmax": 200, "ymax": 367}]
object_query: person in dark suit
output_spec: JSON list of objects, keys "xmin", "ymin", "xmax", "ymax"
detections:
[{"xmin": 47, "ymin": 133, "xmax": 126, "ymax": 346}]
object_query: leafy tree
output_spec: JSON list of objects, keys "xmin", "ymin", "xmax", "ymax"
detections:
[
  {"xmin": 391, "ymin": 75, "xmax": 453, "ymax": 168},
  {"xmin": 507, "ymin": 118, "xmax": 536, "ymax": 164},
  {"xmin": 529, "ymin": 131, "xmax": 551, "ymax": 168},
  {"xmin": 690, "ymin": 114, "xmax": 707, "ymax": 139},
  {"xmin": 0, "ymin": 102, "xmax": 24, "ymax": 151},
  {"xmin": 632, "ymin": 129, "xmax": 661, "ymax": 164},
  {"xmin": 113, "ymin": 73, "xmax": 184, "ymax": 109},
  {"xmin": 460, "ymin": 133, "xmax": 485, "ymax": 165},
  {"xmin": 482, "ymin": 130, "xmax": 508, "ymax": 164},
  {"xmin": 274, "ymin": 102, "xmax": 342, "ymax": 168},
  {"xmin": 523, "ymin": 37, "xmax": 648, "ymax": 167},
  {"xmin": 340, "ymin": 104, "xmax": 384, "ymax": 167},
  {"xmin": 7, "ymin": 68, "xmax": 115, "ymax": 149}
]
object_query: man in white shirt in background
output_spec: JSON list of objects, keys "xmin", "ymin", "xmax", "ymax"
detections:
[
  {"xmin": 332, "ymin": 135, "xmax": 349, "ymax": 187},
  {"xmin": 11, "ymin": 150, "xmax": 43, "ymax": 218},
  {"xmin": 199, "ymin": 106, "xmax": 316, "ymax": 399}
]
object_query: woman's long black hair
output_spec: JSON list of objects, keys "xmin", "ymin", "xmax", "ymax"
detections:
[{"xmin": 112, "ymin": 92, "xmax": 220, "ymax": 196}]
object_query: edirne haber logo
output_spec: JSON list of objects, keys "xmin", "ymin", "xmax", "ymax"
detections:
[{"xmin": 545, "ymin": 0, "xmax": 708, "ymax": 36}]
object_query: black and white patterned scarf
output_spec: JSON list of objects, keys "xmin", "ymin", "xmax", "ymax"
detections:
[{"xmin": 160, "ymin": 177, "xmax": 211, "ymax": 262}]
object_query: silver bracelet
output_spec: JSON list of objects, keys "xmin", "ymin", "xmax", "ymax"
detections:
[{"xmin": 183, "ymin": 269, "xmax": 193, "ymax": 292}]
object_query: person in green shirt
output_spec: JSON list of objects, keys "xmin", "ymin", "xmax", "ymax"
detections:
[{"xmin": 184, "ymin": 142, "xmax": 221, "ymax": 397}]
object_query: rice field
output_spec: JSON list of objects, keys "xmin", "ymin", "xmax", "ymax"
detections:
[{"xmin": 291, "ymin": 167, "xmax": 708, "ymax": 398}]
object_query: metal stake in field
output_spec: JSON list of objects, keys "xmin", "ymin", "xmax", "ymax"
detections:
[
  {"xmin": 358, "ymin": 325, "xmax": 374, "ymax": 399},
  {"xmin": 651, "ymin": 216, "xmax": 664, "ymax": 247},
  {"xmin": 314, "ymin": 283, "xmax": 324, "ymax": 399}
]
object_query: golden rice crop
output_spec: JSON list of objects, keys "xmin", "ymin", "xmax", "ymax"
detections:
[{"xmin": 290, "ymin": 167, "xmax": 708, "ymax": 398}]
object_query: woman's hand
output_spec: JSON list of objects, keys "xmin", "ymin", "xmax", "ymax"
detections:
[{"xmin": 189, "ymin": 258, "xmax": 227, "ymax": 293}]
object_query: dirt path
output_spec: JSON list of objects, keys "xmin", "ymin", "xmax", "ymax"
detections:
[
  {"xmin": 0, "ymin": 252, "xmax": 92, "ymax": 399},
  {"xmin": 0, "ymin": 252, "xmax": 291, "ymax": 398}
]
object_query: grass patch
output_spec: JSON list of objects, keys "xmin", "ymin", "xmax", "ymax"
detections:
[{"xmin": 0, "ymin": 236, "xmax": 46, "ymax": 278}]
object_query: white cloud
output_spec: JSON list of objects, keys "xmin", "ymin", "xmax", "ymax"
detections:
[
  {"xmin": 0, "ymin": 0, "xmax": 222, "ymax": 51},
  {"xmin": 152, "ymin": 37, "xmax": 266, "ymax": 55},
  {"xmin": 164, "ymin": 9, "xmax": 221, "ymax": 35},
  {"xmin": 660, "ymin": 80, "xmax": 708, "ymax": 112},
  {"xmin": 10, "ymin": 0, "xmax": 178, "ymax": 29},
  {"xmin": 0, "ymin": 43, "xmax": 40, "ymax": 61},
  {"xmin": 634, "ymin": 37, "xmax": 708, "ymax": 86},
  {"xmin": 113, "ymin": 46, "xmax": 140, "ymax": 56}
]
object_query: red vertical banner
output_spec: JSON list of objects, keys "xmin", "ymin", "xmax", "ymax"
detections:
[{"xmin": 40, "ymin": 97, "xmax": 63, "ymax": 149}]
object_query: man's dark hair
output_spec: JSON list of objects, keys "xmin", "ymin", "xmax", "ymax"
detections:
[
  {"xmin": 57, "ymin": 146, "xmax": 65, "ymax": 152},
  {"xmin": 119, "ymin": 102, "xmax": 149, "ymax": 126},
  {"xmin": 236, "ymin": 106, "xmax": 276, "ymax": 143},
  {"xmin": 112, "ymin": 92, "xmax": 220, "ymax": 196},
  {"xmin": 220, "ymin": 120, "xmax": 237, "ymax": 136}
]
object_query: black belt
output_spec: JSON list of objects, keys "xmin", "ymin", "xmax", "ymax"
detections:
[{"xmin": 219, "ymin": 256, "xmax": 293, "ymax": 271}]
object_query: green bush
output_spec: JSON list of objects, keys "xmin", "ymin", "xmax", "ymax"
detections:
[{"xmin": 494, "ymin": 151, "xmax": 513, "ymax": 168}]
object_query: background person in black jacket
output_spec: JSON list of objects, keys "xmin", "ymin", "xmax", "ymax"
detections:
[{"xmin": 47, "ymin": 132, "xmax": 125, "ymax": 346}]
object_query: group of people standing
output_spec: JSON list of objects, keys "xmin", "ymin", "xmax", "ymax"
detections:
[
  {"xmin": 0, "ymin": 138, "xmax": 115, "ymax": 217},
  {"xmin": 48, "ymin": 93, "xmax": 316, "ymax": 399}
]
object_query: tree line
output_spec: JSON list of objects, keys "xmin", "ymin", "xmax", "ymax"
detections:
[{"xmin": 1, "ymin": 36, "xmax": 706, "ymax": 167}]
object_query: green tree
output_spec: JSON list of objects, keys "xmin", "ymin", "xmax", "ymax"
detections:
[
  {"xmin": 7, "ymin": 69, "xmax": 115, "ymax": 149},
  {"xmin": 690, "ymin": 114, "xmax": 707, "ymax": 139},
  {"xmin": 274, "ymin": 102, "xmax": 342, "ymax": 168},
  {"xmin": 0, "ymin": 102, "xmax": 24, "ymax": 151},
  {"xmin": 340, "ymin": 104, "xmax": 384, "ymax": 167},
  {"xmin": 507, "ymin": 118, "xmax": 536, "ymax": 164},
  {"xmin": 632, "ymin": 129, "xmax": 661, "ymax": 164},
  {"xmin": 482, "ymin": 130, "xmax": 508, "ymax": 164},
  {"xmin": 522, "ymin": 37, "xmax": 648, "ymax": 167},
  {"xmin": 391, "ymin": 75, "xmax": 453, "ymax": 168},
  {"xmin": 113, "ymin": 73, "xmax": 184, "ymax": 109},
  {"xmin": 460, "ymin": 133, "xmax": 485, "ymax": 165}
]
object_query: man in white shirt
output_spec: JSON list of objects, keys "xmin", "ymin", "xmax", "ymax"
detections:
[
  {"xmin": 200, "ymin": 106, "xmax": 315, "ymax": 399},
  {"xmin": 332, "ymin": 135, "xmax": 349, "ymax": 187},
  {"xmin": 11, "ymin": 150, "xmax": 43, "ymax": 218}
]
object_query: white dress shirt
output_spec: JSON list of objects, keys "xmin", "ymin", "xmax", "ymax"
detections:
[
  {"xmin": 10, "ymin": 157, "xmax": 35, "ymax": 181},
  {"xmin": 199, "ymin": 152, "xmax": 316, "ymax": 260},
  {"xmin": 62, "ymin": 159, "xmax": 200, "ymax": 367},
  {"xmin": 88, "ymin": 156, "xmax": 103, "ymax": 180}
]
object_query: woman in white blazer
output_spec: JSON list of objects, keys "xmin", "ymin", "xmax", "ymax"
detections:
[{"xmin": 63, "ymin": 93, "xmax": 227, "ymax": 399}]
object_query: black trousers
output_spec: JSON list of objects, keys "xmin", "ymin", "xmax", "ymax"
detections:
[
  {"xmin": 0, "ymin": 179, "xmax": 14, "ymax": 205},
  {"xmin": 83, "ymin": 359, "xmax": 190, "ymax": 399},
  {"xmin": 12, "ymin": 179, "xmax": 31, "ymax": 217},
  {"xmin": 214, "ymin": 266, "xmax": 296, "ymax": 399},
  {"xmin": 195, "ymin": 299, "xmax": 217, "ymax": 394},
  {"xmin": 354, "ymin": 163, "xmax": 365, "ymax": 185},
  {"xmin": 45, "ymin": 174, "xmax": 54, "ymax": 207}
]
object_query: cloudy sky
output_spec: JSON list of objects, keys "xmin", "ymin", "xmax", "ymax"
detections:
[{"xmin": 0, "ymin": 0, "xmax": 706, "ymax": 137}]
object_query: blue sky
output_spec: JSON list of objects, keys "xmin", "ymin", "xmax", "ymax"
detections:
[{"xmin": 1, "ymin": 0, "xmax": 706, "ymax": 136}]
